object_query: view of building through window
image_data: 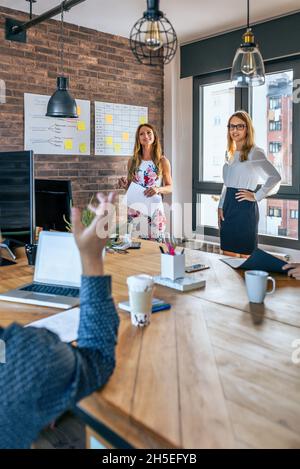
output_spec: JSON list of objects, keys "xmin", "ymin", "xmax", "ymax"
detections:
[{"xmin": 201, "ymin": 82, "xmax": 235, "ymax": 183}]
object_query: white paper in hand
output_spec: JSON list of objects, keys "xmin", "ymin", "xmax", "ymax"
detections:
[
  {"xmin": 124, "ymin": 182, "xmax": 163, "ymax": 217},
  {"xmin": 26, "ymin": 307, "xmax": 80, "ymax": 343}
]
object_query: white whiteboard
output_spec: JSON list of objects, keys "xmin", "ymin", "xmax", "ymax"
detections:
[
  {"xmin": 24, "ymin": 93, "xmax": 90, "ymax": 155},
  {"xmin": 95, "ymin": 101, "xmax": 148, "ymax": 156}
]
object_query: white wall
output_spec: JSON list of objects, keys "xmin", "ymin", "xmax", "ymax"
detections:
[{"xmin": 164, "ymin": 50, "xmax": 193, "ymax": 239}]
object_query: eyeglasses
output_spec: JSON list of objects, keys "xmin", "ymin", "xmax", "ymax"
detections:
[{"xmin": 227, "ymin": 124, "xmax": 247, "ymax": 131}]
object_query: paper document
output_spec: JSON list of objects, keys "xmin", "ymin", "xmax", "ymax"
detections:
[
  {"xmin": 26, "ymin": 307, "xmax": 80, "ymax": 343},
  {"xmin": 220, "ymin": 258, "xmax": 244, "ymax": 268},
  {"xmin": 124, "ymin": 182, "xmax": 163, "ymax": 217}
]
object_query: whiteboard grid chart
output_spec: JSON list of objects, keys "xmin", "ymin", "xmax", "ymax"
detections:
[{"xmin": 95, "ymin": 101, "xmax": 148, "ymax": 156}]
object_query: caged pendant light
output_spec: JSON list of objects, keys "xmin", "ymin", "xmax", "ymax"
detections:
[
  {"xmin": 129, "ymin": 0, "xmax": 177, "ymax": 66},
  {"xmin": 46, "ymin": 1, "xmax": 78, "ymax": 118},
  {"xmin": 231, "ymin": 0, "xmax": 265, "ymax": 87}
]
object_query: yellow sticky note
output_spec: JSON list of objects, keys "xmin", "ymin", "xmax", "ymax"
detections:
[
  {"xmin": 122, "ymin": 132, "xmax": 129, "ymax": 142},
  {"xmin": 64, "ymin": 139, "xmax": 73, "ymax": 150},
  {"xmin": 114, "ymin": 143, "xmax": 121, "ymax": 153},
  {"xmin": 79, "ymin": 143, "xmax": 87, "ymax": 153},
  {"xmin": 105, "ymin": 136, "xmax": 113, "ymax": 145},
  {"xmin": 139, "ymin": 116, "xmax": 147, "ymax": 125},
  {"xmin": 77, "ymin": 105, "xmax": 81, "ymax": 116},
  {"xmin": 105, "ymin": 114, "xmax": 113, "ymax": 124},
  {"xmin": 77, "ymin": 121, "xmax": 86, "ymax": 131}
]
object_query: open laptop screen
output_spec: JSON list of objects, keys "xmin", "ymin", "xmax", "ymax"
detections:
[{"xmin": 34, "ymin": 231, "xmax": 81, "ymax": 287}]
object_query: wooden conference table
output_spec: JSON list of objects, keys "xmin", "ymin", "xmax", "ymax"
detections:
[{"xmin": 0, "ymin": 242, "xmax": 300, "ymax": 449}]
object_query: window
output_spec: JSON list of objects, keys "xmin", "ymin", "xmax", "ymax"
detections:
[
  {"xmin": 259, "ymin": 199, "xmax": 298, "ymax": 240},
  {"xmin": 269, "ymin": 96, "xmax": 282, "ymax": 109},
  {"xmin": 252, "ymin": 69, "xmax": 293, "ymax": 185},
  {"xmin": 268, "ymin": 207, "xmax": 282, "ymax": 217},
  {"xmin": 201, "ymin": 81, "xmax": 235, "ymax": 183},
  {"xmin": 193, "ymin": 58, "xmax": 300, "ymax": 248},
  {"xmin": 269, "ymin": 120, "xmax": 282, "ymax": 131},
  {"xmin": 290, "ymin": 210, "xmax": 299, "ymax": 219},
  {"xmin": 269, "ymin": 142, "xmax": 282, "ymax": 153}
]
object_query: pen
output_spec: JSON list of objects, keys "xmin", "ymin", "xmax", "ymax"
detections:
[
  {"xmin": 181, "ymin": 248, "xmax": 185, "ymax": 255},
  {"xmin": 159, "ymin": 246, "xmax": 165, "ymax": 254}
]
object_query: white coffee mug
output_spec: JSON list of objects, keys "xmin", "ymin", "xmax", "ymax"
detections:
[{"xmin": 245, "ymin": 270, "xmax": 276, "ymax": 303}]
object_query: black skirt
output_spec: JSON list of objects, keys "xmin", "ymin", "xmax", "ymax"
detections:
[{"xmin": 220, "ymin": 187, "xmax": 259, "ymax": 255}]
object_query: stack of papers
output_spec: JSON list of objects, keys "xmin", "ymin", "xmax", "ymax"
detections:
[
  {"xmin": 26, "ymin": 307, "xmax": 80, "ymax": 343},
  {"xmin": 153, "ymin": 276, "xmax": 206, "ymax": 292},
  {"xmin": 124, "ymin": 182, "xmax": 163, "ymax": 217}
]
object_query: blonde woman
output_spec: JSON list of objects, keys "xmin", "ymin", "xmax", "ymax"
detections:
[
  {"xmin": 218, "ymin": 111, "xmax": 281, "ymax": 256},
  {"xmin": 118, "ymin": 123, "xmax": 172, "ymax": 240}
]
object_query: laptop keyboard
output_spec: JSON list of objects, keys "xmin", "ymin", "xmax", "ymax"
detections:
[{"xmin": 20, "ymin": 284, "xmax": 80, "ymax": 298}]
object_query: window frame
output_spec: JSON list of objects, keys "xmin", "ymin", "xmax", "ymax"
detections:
[{"xmin": 192, "ymin": 58, "xmax": 300, "ymax": 248}]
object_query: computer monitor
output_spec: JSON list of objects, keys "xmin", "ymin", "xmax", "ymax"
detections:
[
  {"xmin": 0, "ymin": 150, "xmax": 35, "ymax": 245},
  {"xmin": 35, "ymin": 179, "xmax": 72, "ymax": 232}
]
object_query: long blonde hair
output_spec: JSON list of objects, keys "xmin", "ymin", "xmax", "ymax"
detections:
[
  {"xmin": 128, "ymin": 124, "xmax": 163, "ymax": 182},
  {"xmin": 227, "ymin": 110, "xmax": 255, "ymax": 162}
]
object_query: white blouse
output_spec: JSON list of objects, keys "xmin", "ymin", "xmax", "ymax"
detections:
[{"xmin": 218, "ymin": 146, "xmax": 281, "ymax": 209}]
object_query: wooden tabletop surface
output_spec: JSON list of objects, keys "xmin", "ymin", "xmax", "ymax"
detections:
[{"xmin": 1, "ymin": 242, "xmax": 300, "ymax": 448}]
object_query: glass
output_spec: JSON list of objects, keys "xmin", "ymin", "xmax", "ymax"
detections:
[
  {"xmin": 258, "ymin": 198, "xmax": 298, "ymax": 240},
  {"xmin": 227, "ymin": 124, "xmax": 246, "ymax": 131},
  {"xmin": 252, "ymin": 69, "xmax": 293, "ymax": 186},
  {"xmin": 201, "ymin": 81, "xmax": 235, "ymax": 183},
  {"xmin": 196, "ymin": 194, "xmax": 219, "ymax": 229}
]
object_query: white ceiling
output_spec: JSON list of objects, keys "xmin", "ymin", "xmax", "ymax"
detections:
[{"xmin": 1, "ymin": 0, "xmax": 299, "ymax": 44}]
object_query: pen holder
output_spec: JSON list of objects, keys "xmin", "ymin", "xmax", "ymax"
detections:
[{"xmin": 161, "ymin": 253, "xmax": 185, "ymax": 281}]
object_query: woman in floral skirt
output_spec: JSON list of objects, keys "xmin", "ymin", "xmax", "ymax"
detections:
[{"xmin": 118, "ymin": 123, "xmax": 172, "ymax": 240}]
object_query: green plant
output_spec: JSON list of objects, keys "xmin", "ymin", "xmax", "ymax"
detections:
[
  {"xmin": 64, "ymin": 197, "xmax": 96, "ymax": 232},
  {"xmin": 64, "ymin": 196, "xmax": 128, "ymax": 243}
]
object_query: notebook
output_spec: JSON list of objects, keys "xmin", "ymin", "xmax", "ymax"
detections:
[
  {"xmin": 0, "ymin": 231, "xmax": 81, "ymax": 309},
  {"xmin": 118, "ymin": 297, "xmax": 171, "ymax": 313},
  {"xmin": 220, "ymin": 248, "xmax": 288, "ymax": 274}
]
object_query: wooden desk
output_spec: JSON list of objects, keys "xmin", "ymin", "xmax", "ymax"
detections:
[
  {"xmin": 78, "ymin": 242, "xmax": 300, "ymax": 449},
  {"xmin": 1, "ymin": 242, "xmax": 300, "ymax": 448}
]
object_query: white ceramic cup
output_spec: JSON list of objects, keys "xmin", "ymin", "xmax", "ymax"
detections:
[
  {"xmin": 127, "ymin": 274, "xmax": 154, "ymax": 327},
  {"xmin": 244, "ymin": 270, "xmax": 276, "ymax": 303}
]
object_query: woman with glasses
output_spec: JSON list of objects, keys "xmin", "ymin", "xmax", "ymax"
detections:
[{"xmin": 218, "ymin": 110, "xmax": 281, "ymax": 257}]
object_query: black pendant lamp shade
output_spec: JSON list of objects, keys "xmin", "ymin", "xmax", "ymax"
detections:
[
  {"xmin": 46, "ymin": 3, "xmax": 78, "ymax": 118},
  {"xmin": 130, "ymin": 0, "xmax": 177, "ymax": 66},
  {"xmin": 46, "ymin": 76, "xmax": 78, "ymax": 118}
]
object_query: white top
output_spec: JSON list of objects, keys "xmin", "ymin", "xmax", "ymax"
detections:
[{"xmin": 218, "ymin": 146, "xmax": 281, "ymax": 209}]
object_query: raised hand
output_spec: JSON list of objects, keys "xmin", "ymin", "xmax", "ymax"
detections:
[{"xmin": 72, "ymin": 192, "xmax": 116, "ymax": 275}]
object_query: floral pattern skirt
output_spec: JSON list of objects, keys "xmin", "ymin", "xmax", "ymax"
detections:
[{"xmin": 128, "ymin": 208, "xmax": 166, "ymax": 242}]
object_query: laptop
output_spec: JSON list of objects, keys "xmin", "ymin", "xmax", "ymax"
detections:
[{"xmin": 0, "ymin": 231, "xmax": 82, "ymax": 309}]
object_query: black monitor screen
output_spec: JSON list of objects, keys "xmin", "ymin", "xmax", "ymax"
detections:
[
  {"xmin": 35, "ymin": 179, "xmax": 72, "ymax": 232},
  {"xmin": 0, "ymin": 151, "xmax": 34, "ymax": 244}
]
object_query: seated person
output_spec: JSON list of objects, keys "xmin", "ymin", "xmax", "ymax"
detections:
[
  {"xmin": 282, "ymin": 263, "xmax": 300, "ymax": 279},
  {"xmin": 0, "ymin": 192, "xmax": 119, "ymax": 449}
]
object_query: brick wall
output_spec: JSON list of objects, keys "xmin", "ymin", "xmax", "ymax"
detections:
[{"xmin": 0, "ymin": 6, "xmax": 164, "ymax": 208}]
